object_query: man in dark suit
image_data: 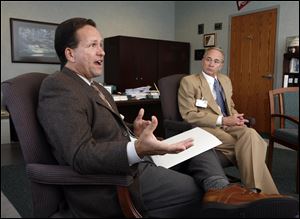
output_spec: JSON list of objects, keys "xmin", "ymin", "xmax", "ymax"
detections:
[{"xmin": 37, "ymin": 17, "xmax": 298, "ymax": 218}]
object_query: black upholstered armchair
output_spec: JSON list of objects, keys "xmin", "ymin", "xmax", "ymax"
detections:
[
  {"xmin": 158, "ymin": 74, "xmax": 239, "ymax": 176},
  {"xmin": 1, "ymin": 73, "xmax": 142, "ymax": 218},
  {"xmin": 158, "ymin": 74, "xmax": 192, "ymax": 138}
]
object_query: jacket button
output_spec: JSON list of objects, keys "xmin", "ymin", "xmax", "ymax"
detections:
[{"xmin": 123, "ymin": 131, "xmax": 128, "ymax": 136}]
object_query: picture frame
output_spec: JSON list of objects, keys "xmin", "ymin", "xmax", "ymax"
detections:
[
  {"xmin": 10, "ymin": 18, "xmax": 60, "ymax": 64},
  {"xmin": 214, "ymin": 22, "xmax": 222, "ymax": 30},
  {"xmin": 198, "ymin": 24, "xmax": 204, "ymax": 34},
  {"xmin": 194, "ymin": 49, "xmax": 205, "ymax": 60},
  {"xmin": 289, "ymin": 58, "xmax": 299, "ymax": 73},
  {"xmin": 203, "ymin": 33, "xmax": 216, "ymax": 47}
]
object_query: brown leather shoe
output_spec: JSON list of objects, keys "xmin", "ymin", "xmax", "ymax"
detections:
[
  {"xmin": 200, "ymin": 184, "xmax": 298, "ymax": 218},
  {"xmin": 203, "ymin": 184, "xmax": 286, "ymax": 204}
]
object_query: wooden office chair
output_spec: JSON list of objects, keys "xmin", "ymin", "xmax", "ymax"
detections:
[
  {"xmin": 1, "ymin": 73, "xmax": 142, "ymax": 218},
  {"xmin": 267, "ymin": 87, "xmax": 299, "ymax": 193}
]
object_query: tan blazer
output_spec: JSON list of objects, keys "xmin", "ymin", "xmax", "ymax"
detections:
[
  {"xmin": 178, "ymin": 73, "xmax": 279, "ymax": 194},
  {"xmin": 178, "ymin": 72, "xmax": 238, "ymax": 128}
]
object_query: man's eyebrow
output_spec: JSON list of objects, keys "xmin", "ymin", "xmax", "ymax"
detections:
[{"xmin": 81, "ymin": 39, "xmax": 99, "ymax": 44}]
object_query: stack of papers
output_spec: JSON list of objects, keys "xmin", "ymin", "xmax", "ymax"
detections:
[
  {"xmin": 125, "ymin": 86, "xmax": 151, "ymax": 99},
  {"xmin": 148, "ymin": 90, "xmax": 160, "ymax": 99},
  {"xmin": 112, "ymin": 95, "xmax": 128, "ymax": 101},
  {"xmin": 151, "ymin": 127, "xmax": 222, "ymax": 168}
]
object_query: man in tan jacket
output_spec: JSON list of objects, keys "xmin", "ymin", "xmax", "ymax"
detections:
[{"xmin": 178, "ymin": 47, "xmax": 278, "ymax": 194}]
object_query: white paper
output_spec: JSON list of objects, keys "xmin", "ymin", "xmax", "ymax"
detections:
[
  {"xmin": 151, "ymin": 127, "xmax": 222, "ymax": 168},
  {"xmin": 283, "ymin": 75, "xmax": 289, "ymax": 88}
]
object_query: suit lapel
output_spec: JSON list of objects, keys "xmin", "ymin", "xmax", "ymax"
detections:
[
  {"xmin": 62, "ymin": 67, "xmax": 125, "ymax": 124},
  {"xmin": 198, "ymin": 73, "xmax": 222, "ymax": 115},
  {"xmin": 91, "ymin": 86, "xmax": 126, "ymax": 124},
  {"xmin": 94, "ymin": 85, "xmax": 129, "ymax": 129}
]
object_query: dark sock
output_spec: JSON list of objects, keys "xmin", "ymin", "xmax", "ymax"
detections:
[{"xmin": 202, "ymin": 176, "xmax": 230, "ymax": 191}]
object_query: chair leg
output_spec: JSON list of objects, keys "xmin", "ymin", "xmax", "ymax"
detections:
[
  {"xmin": 117, "ymin": 186, "xmax": 142, "ymax": 218},
  {"xmin": 297, "ymin": 153, "xmax": 299, "ymax": 193},
  {"xmin": 266, "ymin": 139, "xmax": 274, "ymax": 174}
]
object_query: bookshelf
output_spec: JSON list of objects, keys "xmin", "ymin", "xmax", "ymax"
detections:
[{"xmin": 282, "ymin": 52, "xmax": 299, "ymax": 87}]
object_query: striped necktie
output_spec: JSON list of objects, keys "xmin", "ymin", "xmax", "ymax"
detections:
[
  {"xmin": 91, "ymin": 81, "xmax": 113, "ymax": 110},
  {"xmin": 213, "ymin": 78, "xmax": 228, "ymax": 116}
]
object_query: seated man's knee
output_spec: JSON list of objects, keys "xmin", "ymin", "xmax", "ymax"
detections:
[{"xmin": 246, "ymin": 127, "xmax": 258, "ymax": 135}]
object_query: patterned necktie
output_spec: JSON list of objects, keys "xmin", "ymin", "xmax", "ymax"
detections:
[
  {"xmin": 91, "ymin": 82, "xmax": 132, "ymax": 138},
  {"xmin": 91, "ymin": 81, "xmax": 113, "ymax": 110},
  {"xmin": 213, "ymin": 78, "xmax": 228, "ymax": 116}
]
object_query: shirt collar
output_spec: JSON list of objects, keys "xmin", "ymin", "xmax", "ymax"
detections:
[
  {"xmin": 76, "ymin": 74, "xmax": 92, "ymax": 86},
  {"xmin": 75, "ymin": 74, "xmax": 104, "ymax": 87},
  {"xmin": 202, "ymin": 71, "xmax": 217, "ymax": 85}
]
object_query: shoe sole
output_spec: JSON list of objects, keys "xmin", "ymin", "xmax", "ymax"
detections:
[{"xmin": 200, "ymin": 197, "xmax": 299, "ymax": 218}]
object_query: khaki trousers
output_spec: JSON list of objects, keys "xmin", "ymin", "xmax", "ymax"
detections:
[{"xmin": 203, "ymin": 126, "xmax": 279, "ymax": 194}]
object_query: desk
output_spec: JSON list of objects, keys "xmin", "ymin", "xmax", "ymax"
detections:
[{"xmin": 116, "ymin": 99, "xmax": 165, "ymax": 138}]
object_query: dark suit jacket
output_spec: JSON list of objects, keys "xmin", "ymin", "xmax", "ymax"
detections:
[{"xmin": 37, "ymin": 67, "xmax": 137, "ymax": 217}]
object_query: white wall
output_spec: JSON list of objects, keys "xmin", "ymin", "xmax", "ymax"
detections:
[
  {"xmin": 1, "ymin": 1, "xmax": 175, "ymax": 84},
  {"xmin": 1, "ymin": 1, "xmax": 299, "ymax": 141},
  {"xmin": 175, "ymin": 1, "xmax": 299, "ymax": 88},
  {"xmin": 2, "ymin": 1, "xmax": 298, "ymax": 87}
]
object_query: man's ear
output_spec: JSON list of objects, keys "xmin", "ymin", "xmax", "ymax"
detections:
[
  {"xmin": 219, "ymin": 63, "xmax": 224, "ymax": 71},
  {"xmin": 65, "ymin": 48, "xmax": 75, "ymax": 63}
]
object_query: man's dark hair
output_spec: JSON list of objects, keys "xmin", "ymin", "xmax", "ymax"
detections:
[{"xmin": 55, "ymin": 18, "xmax": 96, "ymax": 69}]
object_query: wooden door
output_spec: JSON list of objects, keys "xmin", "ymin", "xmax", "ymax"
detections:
[{"xmin": 229, "ymin": 8, "xmax": 277, "ymax": 134}]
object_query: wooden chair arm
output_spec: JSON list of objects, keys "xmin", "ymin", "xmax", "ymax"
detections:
[{"xmin": 271, "ymin": 114, "xmax": 299, "ymax": 124}]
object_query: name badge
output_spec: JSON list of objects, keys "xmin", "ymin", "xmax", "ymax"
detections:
[{"xmin": 196, "ymin": 98, "xmax": 208, "ymax": 108}]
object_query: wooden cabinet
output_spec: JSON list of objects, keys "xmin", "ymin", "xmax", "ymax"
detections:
[
  {"xmin": 116, "ymin": 99, "xmax": 164, "ymax": 137},
  {"xmin": 282, "ymin": 52, "xmax": 299, "ymax": 87},
  {"xmin": 158, "ymin": 40, "xmax": 190, "ymax": 79},
  {"xmin": 104, "ymin": 36, "xmax": 190, "ymax": 92}
]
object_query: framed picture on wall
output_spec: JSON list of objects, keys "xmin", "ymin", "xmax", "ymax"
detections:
[
  {"xmin": 10, "ymin": 18, "xmax": 60, "ymax": 64},
  {"xmin": 203, "ymin": 33, "xmax": 216, "ymax": 47},
  {"xmin": 194, "ymin": 49, "xmax": 205, "ymax": 60}
]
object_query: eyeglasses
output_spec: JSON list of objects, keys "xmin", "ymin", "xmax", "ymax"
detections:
[{"xmin": 204, "ymin": 57, "xmax": 223, "ymax": 64}]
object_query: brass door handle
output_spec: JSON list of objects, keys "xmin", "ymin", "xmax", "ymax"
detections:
[{"xmin": 262, "ymin": 74, "xmax": 273, "ymax": 79}]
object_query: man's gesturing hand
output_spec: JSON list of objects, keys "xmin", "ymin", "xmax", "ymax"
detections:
[{"xmin": 134, "ymin": 115, "xmax": 194, "ymax": 158}]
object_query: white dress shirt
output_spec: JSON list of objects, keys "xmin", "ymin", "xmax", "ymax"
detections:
[{"xmin": 201, "ymin": 71, "xmax": 223, "ymax": 126}]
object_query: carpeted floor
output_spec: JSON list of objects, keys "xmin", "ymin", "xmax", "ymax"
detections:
[
  {"xmin": 1, "ymin": 148, "xmax": 299, "ymax": 218},
  {"xmin": 1, "ymin": 164, "xmax": 32, "ymax": 218},
  {"xmin": 225, "ymin": 148, "xmax": 299, "ymax": 198}
]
